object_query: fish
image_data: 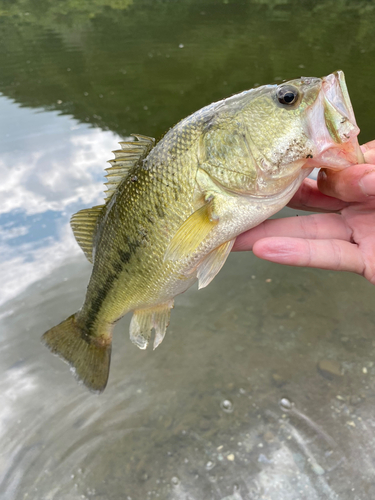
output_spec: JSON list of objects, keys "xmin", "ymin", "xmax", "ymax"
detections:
[{"xmin": 42, "ymin": 70, "xmax": 363, "ymax": 392}]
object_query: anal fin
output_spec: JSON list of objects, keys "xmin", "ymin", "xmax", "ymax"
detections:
[
  {"xmin": 197, "ymin": 239, "xmax": 235, "ymax": 289},
  {"xmin": 130, "ymin": 301, "xmax": 174, "ymax": 350}
]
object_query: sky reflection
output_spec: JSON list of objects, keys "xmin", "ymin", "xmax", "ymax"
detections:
[
  {"xmin": 0, "ymin": 95, "xmax": 121, "ymax": 305},
  {"xmin": 1, "ymin": 1, "xmax": 375, "ymax": 497}
]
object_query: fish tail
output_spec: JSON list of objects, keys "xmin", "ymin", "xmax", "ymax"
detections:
[{"xmin": 42, "ymin": 314, "xmax": 111, "ymax": 393}]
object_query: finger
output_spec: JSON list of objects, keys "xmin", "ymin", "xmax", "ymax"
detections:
[
  {"xmin": 361, "ymin": 140, "xmax": 375, "ymax": 163},
  {"xmin": 364, "ymin": 149, "xmax": 375, "ymax": 164},
  {"xmin": 287, "ymin": 178, "xmax": 348, "ymax": 212},
  {"xmin": 233, "ymin": 213, "xmax": 351, "ymax": 252},
  {"xmin": 252, "ymin": 237, "xmax": 364, "ymax": 274},
  {"xmin": 361, "ymin": 140, "xmax": 375, "ymax": 153},
  {"xmin": 318, "ymin": 164, "xmax": 375, "ymax": 202}
]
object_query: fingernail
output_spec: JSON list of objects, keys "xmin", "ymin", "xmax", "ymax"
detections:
[
  {"xmin": 317, "ymin": 169, "xmax": 327, "ymax": 182},
  {"xmin": 359, "ymin": 170, "xmax": 375, "ymax": 196}
]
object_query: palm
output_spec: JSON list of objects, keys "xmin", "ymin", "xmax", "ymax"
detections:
[
  {"xmin": 233, "ymin": 143, "xmax": 375, "ymax": 284},
  {"xmin": 340, "ymin": 201, "xmax": 375, "ymax": 282}
]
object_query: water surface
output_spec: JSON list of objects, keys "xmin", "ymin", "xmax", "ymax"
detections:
[{"xmin": 1, "ymin": 1, "xmax": 375, "ymax": 499}]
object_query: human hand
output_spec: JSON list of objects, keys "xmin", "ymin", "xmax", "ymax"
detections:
[{"xmin": 233, "ymin": 141, "xmax": 375, "ymax": 284}]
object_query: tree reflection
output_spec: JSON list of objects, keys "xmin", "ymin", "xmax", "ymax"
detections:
[{"xmin": 0, "ymin": 0, "xmax": 373, "ymax": 141}]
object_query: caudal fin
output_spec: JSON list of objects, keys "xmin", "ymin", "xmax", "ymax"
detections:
[{"xmin": 42, "ymin": 314, "xmax": 111, "ymax": 393}]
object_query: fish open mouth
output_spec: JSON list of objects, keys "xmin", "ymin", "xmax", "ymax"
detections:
[{"xmin": 306, "ymin": 70, "xmax": 364, "ymax": 170}]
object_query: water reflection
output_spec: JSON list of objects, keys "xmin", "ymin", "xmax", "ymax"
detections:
[
  {"xmin": 1, "ymin": 0, "xmax": 375, "ymax": 142},
  {"xmin": 0, "ymin": 96, "xmax": 120, "ymax": 305},
  {"xmin": 1, "ymin": 0, "xmax": 375, "ymax": 499},
  {"xmin": 3, "ymin": 246, "xmax": 375, "ymax": 499}
]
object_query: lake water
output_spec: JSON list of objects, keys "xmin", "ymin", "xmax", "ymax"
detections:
[{"xmin": 1, "ymin": 1, "xmax": 375, "ymax": 499}]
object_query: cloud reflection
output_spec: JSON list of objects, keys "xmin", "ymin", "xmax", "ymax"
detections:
[
  {"xmin": 0, "ymin": 96, "xmax": 122, "ymax": 306},
  {"xmin": 0, "ymin": 224, "xmax": 80, "ymax": 306},
  {"xmin": 0, "ymin": 100, "xmax": 119, "ymax": 215}
]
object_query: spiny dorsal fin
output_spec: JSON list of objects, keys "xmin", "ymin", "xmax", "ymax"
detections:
[
  {"xmin": 71, "ymin": 135, "xmax": 155, "ymax": 262},
  {"xmin": 70, "ymin": 205, "xmax": 104, "ymax": 263},
  {"xmin": 104, "ymin": 134, "xmax": 155, "ymax": 202}
]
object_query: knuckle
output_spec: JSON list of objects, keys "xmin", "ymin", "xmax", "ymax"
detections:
[{"xmin": 330, "ymin": 240, "xmax": 343, "ymax": 269}]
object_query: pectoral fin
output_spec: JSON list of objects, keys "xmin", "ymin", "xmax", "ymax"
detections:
[
  {"xmin": 130, "ymin": 301, "xmax": 174, "ymax": 350},
  {"xmin": 197, "ymin": 238, "xmax": 235, "ymax": 289},
  {"xmin": 164, "ymin": 198, "xmax": 218, "ymax": 262}
]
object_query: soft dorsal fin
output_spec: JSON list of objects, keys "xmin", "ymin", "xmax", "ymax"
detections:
[
  {"xmin": 70, "ymin": 205, "xmax": 104, "ymax": 263},
  {"xmin": 104, "ymin": 134, "xmax": 155, "ymax": 201}
]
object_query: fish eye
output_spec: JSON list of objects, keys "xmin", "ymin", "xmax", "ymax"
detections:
[{"xmin": 277, "ymin": 85, "xmax": 299, "ymax": 106}]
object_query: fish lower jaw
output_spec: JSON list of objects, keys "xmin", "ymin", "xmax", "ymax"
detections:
[
  {"xmin": 249, "ymin": 167, "xmax": 313, "ymax": 199},
  {"xmin": 308, "ymin": 143, "xmax": 364, "ymax": 171}
]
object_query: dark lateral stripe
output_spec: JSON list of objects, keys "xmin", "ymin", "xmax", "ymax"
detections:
[
  {"xmin": 85, "ymin": 239, "xmax": 141, "ymax": 332},
  {"xmin": 86, "ymin": 272, "xmax": 117, "ymax": 332}
]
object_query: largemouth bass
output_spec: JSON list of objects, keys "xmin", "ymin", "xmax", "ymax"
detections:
[{"xmin": 43, "ymin": 71, "xmax": 363, "ymax": 392}]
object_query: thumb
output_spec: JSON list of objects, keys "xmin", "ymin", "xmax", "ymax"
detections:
[
  {"xmin": 318, "ymin": 164, "xmax": 375, "ymax": 202},
  {"xmin": 361, "ymin": 140, "xmax": 375, "ymax": 164}
]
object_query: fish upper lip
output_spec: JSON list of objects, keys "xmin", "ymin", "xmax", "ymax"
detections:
[{"xmin": 322, "ymin": 71, "xmax": 356, "ymax": 125}]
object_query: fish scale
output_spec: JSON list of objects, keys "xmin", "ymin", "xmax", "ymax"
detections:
[
  {"xmin": 42, "ymin": 71, "xmax": 363, "ymax": 392},
  {"xmin": 83, "ymin": 124, "xmax": 200, "ymax": 319}
]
